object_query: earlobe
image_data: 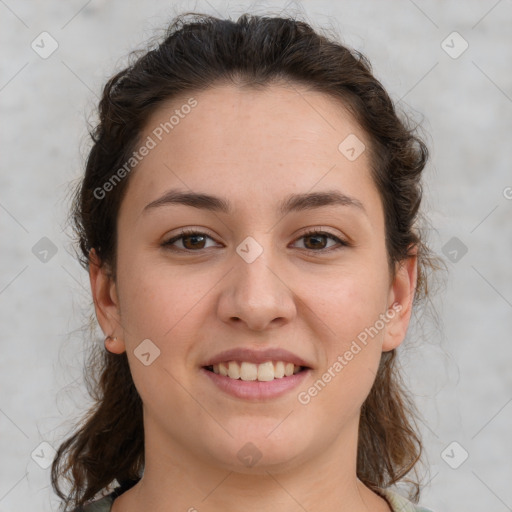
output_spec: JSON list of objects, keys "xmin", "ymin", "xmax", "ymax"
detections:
[
  {"xmin": 88, "ymin": 248, "xmax": 126, "ymax": 354},
  {"xmin": 382, "ymin": 250, "xmax": 418, "ymax": 352},
  {"xmin": 104, "ymin": 335, "xmax": 126, "ymax": 355}
]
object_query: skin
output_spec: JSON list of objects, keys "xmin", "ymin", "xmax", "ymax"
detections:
[{"xmin": 90, "ymin": 83, "xmax": 417, "ymax": 512}]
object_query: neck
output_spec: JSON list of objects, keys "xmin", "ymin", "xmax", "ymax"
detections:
[{"xmin": 111, "ymin": 415, "xmax": 391, "ymax": 512}]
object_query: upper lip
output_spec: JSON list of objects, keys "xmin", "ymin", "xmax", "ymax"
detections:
[{"xmin": 201, "ymin": 347, "xmax": 313, "ymax": 368}]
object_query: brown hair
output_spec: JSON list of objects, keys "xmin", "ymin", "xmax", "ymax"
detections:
[{"xmin": 52, "ymin": 12, "xmax": 442, "ymax": 511}]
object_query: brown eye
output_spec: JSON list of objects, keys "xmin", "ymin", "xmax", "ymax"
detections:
[
  {"xmin": 182, "ymin": 233, "xmax": 206, "ymax": 249},
  {"xmin": 303, "ymin": 233, "xmax": 329, "ymax": 250},
  {"xmin": 162, "ymin": 230, "xmax": 217, "ymax": 251},
  {"xmin": 292, "ymin": 230, "xmax": 348, "ymax": 252}
]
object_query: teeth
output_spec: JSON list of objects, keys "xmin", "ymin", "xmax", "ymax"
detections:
[
  {"xmin": 274, "ymin": 361, "xmax": 285, "ymax": 378},
  {"xmin": 240, "ymin": 362, "xmax": 258, "ymax": 381},
  {"xmin": 257, "ymin": 361, "xmax": 274, "ymax": 382},
  {"xmin": 228, "ymin": 361, "xmax": 240, "ymax": 379},
  {"xmin": 210, "ymin": 361, "xmax": 304, "ymax": 381},
  {"xmin": 218, "ymin": 362, "xmax": 228, "ymax": 376}
]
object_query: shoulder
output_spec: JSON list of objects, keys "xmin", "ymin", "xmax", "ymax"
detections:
[
  {"xmin": 71, "ymin": 494, "xmax": 114, "ymax": 512},
  {"xmin": 375, "ymin": 487, "xmax": 435, "ymax": 512}
]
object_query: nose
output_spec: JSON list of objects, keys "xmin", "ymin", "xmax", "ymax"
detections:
[{"xmin": 216, "ymin": 243, "xmax": 297, "ymax": 332}]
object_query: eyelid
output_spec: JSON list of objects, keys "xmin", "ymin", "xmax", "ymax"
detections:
[{"xmin": 294, "ymin": 226, "xmax": 348, "ymax": 242}]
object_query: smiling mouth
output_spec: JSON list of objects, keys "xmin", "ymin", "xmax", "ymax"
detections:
[{"xmin": 203, "ymin": 361, "xmax": 308, "ymax": 382}]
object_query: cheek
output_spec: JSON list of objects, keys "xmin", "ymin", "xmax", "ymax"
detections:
[
  {"xmin": 302, "ymin": 265, "xmax": 389, "ymax": 407},
  {"xmin": 311, "ymin": 263, "xmax": 390, "ymax": 341},
  {"xmin": 116, "ymin": 255, "xmax": 209, "ymax": 406},
  {"xmin": 116, "ymin": 249, "xmax": 204, "ymax": 339}
]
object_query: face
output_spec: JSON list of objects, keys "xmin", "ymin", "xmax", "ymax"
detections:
[{"xmin": 91, "ymin": 83, "xmax": 416, "ymax": 474}]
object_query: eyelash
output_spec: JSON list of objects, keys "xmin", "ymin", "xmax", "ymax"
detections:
[{"xmin": 161, "ymin": 228, "xmax": 350, "ymax": 254}]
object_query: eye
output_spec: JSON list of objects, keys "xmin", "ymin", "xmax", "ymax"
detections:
[
  {"xmin": 161, "ymin": 228, "xmax": 350, "ymax": 253},
  {"xmin": 291, "ymin": 229, "xmax": 349, "ymax": 252},
  {"xmin": 162, "ymin": 229, "xmax": 219, "ymax": 251}
]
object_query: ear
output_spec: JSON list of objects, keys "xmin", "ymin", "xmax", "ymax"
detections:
[
  {"xmin": 88, "ymin": 248, "xmax": 126, "ymax": 354},
  {"xmin": 382, "ymin": 247, "xmax": 418, "ymax": 352}
]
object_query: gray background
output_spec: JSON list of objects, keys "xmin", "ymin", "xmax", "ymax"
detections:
[{"xmin": 1, "ymin": 0, "xmax": 511, "ymax": 511}]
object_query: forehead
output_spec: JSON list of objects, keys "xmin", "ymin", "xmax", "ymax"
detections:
[
  {"xmin": 146, "ymin": 83, "xmax": 362, "ymax": 164},
  {"xmin": 119, "ymin": 83, "xmax": 379, "ymax": 222}
]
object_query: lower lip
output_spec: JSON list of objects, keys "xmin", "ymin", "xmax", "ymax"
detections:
[{"xmin": 200, "ymin": 367, "xmax": 311, "ymax": 401}]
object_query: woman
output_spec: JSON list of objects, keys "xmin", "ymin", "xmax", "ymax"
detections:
[{"xmin": 52, "ymin": 12, "xmax": 439, "ymax": 512}]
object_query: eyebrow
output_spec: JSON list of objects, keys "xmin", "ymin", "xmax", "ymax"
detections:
[{"xmin": 142, "ymin": 189, "xmax": 367, "ymax": 217}]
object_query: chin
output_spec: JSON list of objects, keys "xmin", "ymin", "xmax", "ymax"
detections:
[{"xmin": 203, "ymin": 431, "xmax": 312, "ymax": 474}]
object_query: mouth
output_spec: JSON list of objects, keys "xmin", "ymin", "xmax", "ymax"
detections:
[
  {"xmin": 201, "ymin": 361, "xmax": 312, "ymax": 401},
  {"xmin": 203, "ymin": 361, "xmax": 309, "ymax": 382}
]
